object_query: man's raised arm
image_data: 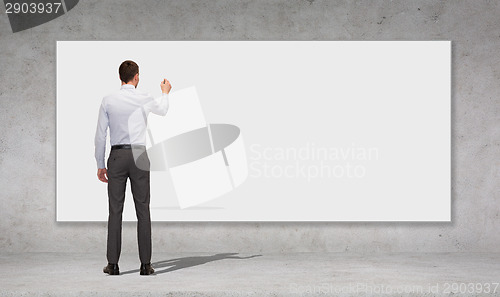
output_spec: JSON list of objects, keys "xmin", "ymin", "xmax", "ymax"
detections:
[{"xmin": 148, "ymin": 78, "xmax": 172, "ymax": 116}]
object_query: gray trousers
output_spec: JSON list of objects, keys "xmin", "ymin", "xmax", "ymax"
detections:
[{"xmin": 106, "ymin": 147, "xmax": 151, "ymax": 264}]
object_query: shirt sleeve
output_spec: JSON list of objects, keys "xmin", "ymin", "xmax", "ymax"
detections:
[
  {"xmin": 145, "ymin": 93, "xmax": 169, "ymax": 116},
  {"xmin": 94, "ymin": 101, "xmax": 109, "ymax": 169}
]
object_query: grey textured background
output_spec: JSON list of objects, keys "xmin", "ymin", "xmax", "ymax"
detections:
[{"xmin": 0, "ymin": 0, "xmax": 498, "ymax": 254}]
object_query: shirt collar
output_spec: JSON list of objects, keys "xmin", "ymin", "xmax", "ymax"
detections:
[{"xmin": 121, "ymin": 84, "xmax": 136, "ymax": 90}]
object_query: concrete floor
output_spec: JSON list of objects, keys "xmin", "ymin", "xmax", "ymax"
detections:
[{"xmin": 0, "ymin": 252, "xmax": 499, "ymax": 296}]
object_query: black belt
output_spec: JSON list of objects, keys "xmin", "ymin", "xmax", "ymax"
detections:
[{"xmin": 111, "ymin": 144, "xmax": 146, "ymax": 150}]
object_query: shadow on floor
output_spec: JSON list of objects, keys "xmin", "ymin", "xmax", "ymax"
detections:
[{"xmin": 120, "ymin": 253, "xmax": 262, "ymax": 275}]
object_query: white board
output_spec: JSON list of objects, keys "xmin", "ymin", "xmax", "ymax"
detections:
[{"xmin": 56, "ymin": 41, "xmax": 450, "ymax": 221}]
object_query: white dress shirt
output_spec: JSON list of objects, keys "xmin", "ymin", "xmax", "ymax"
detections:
[{"xmin": 94, "ymin": 84, "xmax": 169, "ymax": 169}]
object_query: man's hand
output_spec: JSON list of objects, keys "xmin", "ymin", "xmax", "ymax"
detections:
[
  {"xmin": 97, "ymin": 168, "xmax": 108, "ymax": 183},
  {"xmin": 160, "ymin": 79, "xmax": 172, "ymax": 94}
]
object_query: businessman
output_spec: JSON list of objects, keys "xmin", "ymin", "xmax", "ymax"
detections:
[{"xmin": 94, "ymin": 60, "xmax": 172, "ymax": 276}]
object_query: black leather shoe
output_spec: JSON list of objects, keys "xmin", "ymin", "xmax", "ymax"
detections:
[
  {"xmin": 103, "ymin": 263, "xmax": 120, "ymax": 275},
  {"xmin": 140, "ymin": 262, "xmax": 155, "ymax": 275}
]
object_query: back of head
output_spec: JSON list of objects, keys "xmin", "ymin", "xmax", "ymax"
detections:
[{"xmin": 119, "ymin": 60, "xmax": 139, "ymax": 84}]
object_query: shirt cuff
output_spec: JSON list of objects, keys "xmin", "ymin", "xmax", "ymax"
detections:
[{"xmin": 97, "ymin": 160, "xmax": 105, "ymax": 169}]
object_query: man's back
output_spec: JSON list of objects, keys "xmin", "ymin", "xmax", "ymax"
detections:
[
  {"xmin": 95, "ymin": 84, "xmax": 169, "ymax": 169},
  {"xmin": 103, "ymin": 85, "xmax": 154, "ymax": 146}
]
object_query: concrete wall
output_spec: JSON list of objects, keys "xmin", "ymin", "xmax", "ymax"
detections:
[{"xmin": 0, "ymin": 0, "xmax": 498, "ymax": 254}]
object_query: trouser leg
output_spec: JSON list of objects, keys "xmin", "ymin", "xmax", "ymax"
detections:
[
  {"xmin": 106, "ymin": 150, "xmax": 128, "ymax": 264},
  {"xmin": 129, "ymin": 150, "xmax": 152, "ymax": 264}
]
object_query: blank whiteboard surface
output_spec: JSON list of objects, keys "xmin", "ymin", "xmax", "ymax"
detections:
[{"xmin": 56, "ymin": 41, "xmax": 450, "ymax": 221}]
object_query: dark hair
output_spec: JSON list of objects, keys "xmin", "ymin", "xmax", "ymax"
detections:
[{"xmin": 119, "ymin": 60, "xmax": 139, "ymax": 83}]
